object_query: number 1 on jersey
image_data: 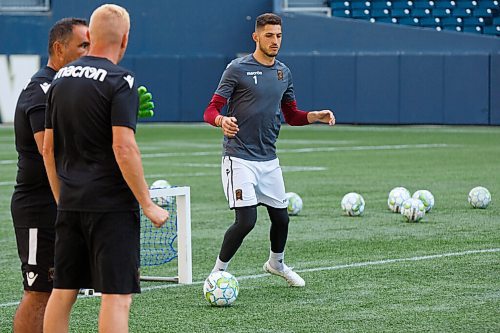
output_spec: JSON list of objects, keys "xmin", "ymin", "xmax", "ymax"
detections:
[{"xmin": 253, "ymin": 75, "xmax": 258, "ymax": 85}]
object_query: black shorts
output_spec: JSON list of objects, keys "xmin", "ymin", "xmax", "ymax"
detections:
[
  {"xmin": 14, "ymin": 226, "xmax": 56, "ymax": 292},
  {"xmin": 53, "ymin": 210, "xmax": 141, "ymax": 294}
]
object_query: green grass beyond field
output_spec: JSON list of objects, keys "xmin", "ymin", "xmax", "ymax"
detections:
[{"xmin": 0, "ymin": 124, "xmax": 499, "ymax": 332}]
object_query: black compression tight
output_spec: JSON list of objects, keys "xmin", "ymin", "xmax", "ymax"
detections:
[
  {"xmin": 267, "ymin": 206, "xmax": 289, "ymax": 253},
  {"xmin": 218, "ymin": 206, "xmax": 290, "ymax": 262},
  {"xmin": 218, "ymin": 206, "xmax": 257, "ymax": 262}
]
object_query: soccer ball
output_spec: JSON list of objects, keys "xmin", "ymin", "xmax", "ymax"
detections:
[
  {"xmin": 468, "ymin": 186, "xmax": 491, "ymax": 209},
  {"xmin": 388, "ymin": 187, "xmax": 411, "ymax": 213},
  {"xmin": 150, "ymin": 179, "xmax": 171, "ymax": 189},
  {"xmin": 341, "ymin": 192, "xmax": 365, "ymax": 216},
  {"xmin": 285, "ymin": 192, "xmax": 303, "ymax": 216},
  {"xmin": 203, "ymin": 271, "xmax": 239, "ymax": 307},
  {"xmin": 412, "ymin": 190, "xmax": 435, "ymax": 212},
  {"xmin": 400, "ymin": 198, "xmax": 426, "ymax": 222},
  {"xmin": 150, "ymin": 179, "xmax": 172, "ymax": 207}
]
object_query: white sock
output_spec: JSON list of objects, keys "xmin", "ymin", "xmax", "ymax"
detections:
[
  {"xmin": 212, "ymin": 256, "xmax": 229, "ymax": 272},
  {"xmin": 269, "ymin": 251, "xmax": 284, "ymax": 271}
]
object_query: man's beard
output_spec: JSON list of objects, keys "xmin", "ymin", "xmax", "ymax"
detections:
[{"xmin": 260, "ymin": 44, "xmax": 279, "ymax": 58}]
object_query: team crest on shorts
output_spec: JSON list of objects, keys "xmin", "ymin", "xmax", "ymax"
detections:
[
  {"xmin": 48, "ymin": 267, "xmax": 55, "ymax": 282},
  {"xmin": 277, "ymin": 69, "xmax": 283, "ymax": 80},
  {"xmin": 235, "ymin": 189, "xmax": 243, "ymax": 200}
]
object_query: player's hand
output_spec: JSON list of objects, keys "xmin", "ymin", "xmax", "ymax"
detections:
[
  {"xmin": 221, "ymin": 116, "xmax": 239, "ymax": 138},
  {"xmin": 308, "ymin": 110, "xmax": 335, "ymax": 126},
  {"xmin": 138, "ymin": 86, "xmax": 155, "ymax": 118},
  {"xmin": 143, "ymin": 203, "xmax": 169, "ymax": 228}
]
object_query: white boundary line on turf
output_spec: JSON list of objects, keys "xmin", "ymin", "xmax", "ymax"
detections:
[{"xmin": 1, "ymin": 248, "xmax": 498, "ymax": 308}]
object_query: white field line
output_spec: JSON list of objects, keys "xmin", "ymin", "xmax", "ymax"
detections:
[
  {"xmin": 2, "ymin": 248, "xmax": 497, "ymax": 308},
  {"xmin": 0, "ymin": 143, "xmax": 454, "ymax": 165}
]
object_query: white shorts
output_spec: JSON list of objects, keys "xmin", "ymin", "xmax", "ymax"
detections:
[{"xmin": 222, "ymin": 156, "xmax": 288, "ymax": 209}]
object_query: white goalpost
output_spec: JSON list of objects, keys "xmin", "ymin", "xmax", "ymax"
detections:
[{"xmin": 140, "ymin": 186, "xmax": 192, "ymax": 284}]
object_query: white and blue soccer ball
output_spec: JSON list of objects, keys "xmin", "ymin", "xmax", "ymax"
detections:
[
  {"xmin": 412, "ymin": 190, "xmax": 435, "ymax": 212},
  {"xmin": 150, "ymin": 179, "xmax": 172, "ymax": 207},
  {"xmin": 203, "ymin": 271, "xmax": 239, "ymax": 307},
  {"xmin": 341, "ymin": 192, "xmax": 365, "ymax": 216},
  {"xmin": 285, "ymin": 192, "xmax": 303, "ymax": 216},
  {"xmin": 468, "ymin": 186, "xmax": 491, "ymax": 209},
  {"xmin": 388, "ymin": 187, "xmax": 411, "ymax": 213},
  {"xmin": 150, "ymin": 179, "xmax": 171, "ymax": 189},
  {"xmin": 401, "ymin": 198, "xmax": 426, "ymax": 222}
]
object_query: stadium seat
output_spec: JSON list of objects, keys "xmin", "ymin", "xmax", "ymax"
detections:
[
  {"xmin": 442, "ymin": 25, "xmax": 463, "ymax": 32},
  {"xmin": 478, "ymin": 0, "xmax": 499, "ymax": 8},
  {"xmin": 351, "ymin": 1, "xmax": 371, "ymax": 9},
  {"xmin": 371, "ymin": 1, "xmax": 392, "ymax": 9},
  {"xmin": 441, "ymin": 16, "xmax": 463, "ymax": 26},
  {"xmin": 352, "ymin": 8, "xmax": 371, "ymax": 18},
  {"xmin": 432, "ymin": 8, "xmax": 452, "ymax": 17},
  {"xmin": 473, "ymin": 8, "xmax": 496, "ymax": 17},
  {"xmin": 463, "ymin": 16, "xmax": 491, "ymax": 26},
  {"xmin": 452, "ymin": 8, "xmax": 473, "ymax": 16},
  {"xmin": 462, "ymin": 25, "xmax": 483, "ymax": 33},
  {"xmin": 398, "ymin": 16, "xmax": 420, "ymax": 25},
  {"xmin": 411, "ymin": 8, "xmax": 432, "ymax": 17},
  {"xmin": 419, "ymin": 16, "xmax": 440, "ymax": 26},
  {"xmin": 391, "ymin": 8, "xmax": 411, "ymax": 16},
  {"xmin": 391, "ymin": 0, "xmax": 413, "ymax": 9},
  {"xmin": 456, "ymin": 0, "xmax": 479, "ymax": 9},
  {"xmin": 332, "ymin": 9, "xmax": 352, "ymax": 17},
  {"xmin": 483, "ymin": 25, "xmax": 500, "ymax": 35},
  {"xmin": 435, "ymin": 1, "xmax": 457, "ymax": 9},
  {"xmin": 413, "ymin": 1, "xmax": 435, "ymax": 9},
  {"xmin": 371, "ymin": 8, "xmax": 391, "ymax": 17},
  {"xmin": 331, "ymin": 1, "xmax": 351, "ymax": 9},
  {"xmin": 494, "ymin": 16, "xmax": 500, "ymax": 25}
]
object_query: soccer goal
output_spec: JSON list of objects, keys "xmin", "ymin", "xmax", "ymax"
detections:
[{"xmin": 140, "ymin": 186, "xmax": 192, "ymax": 284}]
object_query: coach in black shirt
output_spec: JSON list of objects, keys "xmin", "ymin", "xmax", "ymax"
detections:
[
  {"xmin": 10, "ymin": 18, "xmax": 89, "ymax": 333},
  {"xmin": 42, "ymin": 5, "xmax": 169, "ymax": 332}
]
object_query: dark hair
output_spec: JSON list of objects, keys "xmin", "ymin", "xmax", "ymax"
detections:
[
  {"xmin": 48, "ymin": 18, "xmax": 88, "ymax": 56},
  {"xmin": 255, "ymin": 13, "xmax": 282, "ymax": 30}
]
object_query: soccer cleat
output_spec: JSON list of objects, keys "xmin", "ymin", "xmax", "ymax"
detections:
[{"xmin": 263, "ymin": 261, "xmax": 305, "ymax": 287}]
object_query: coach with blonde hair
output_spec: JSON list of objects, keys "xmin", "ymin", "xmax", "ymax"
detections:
[{"xmin": 43, "ymin": 4, "xmax": 168, "ymax": 332}]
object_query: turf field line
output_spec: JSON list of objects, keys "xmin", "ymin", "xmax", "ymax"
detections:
[
  {"xmin": 0, "ymin": 143, "xmax": 454, "ymax": 165},
  {"xmin": 1, "ymin": 248, "xmax": 498, "ymax": 308}
]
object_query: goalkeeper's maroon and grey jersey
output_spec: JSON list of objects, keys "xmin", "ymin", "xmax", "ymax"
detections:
[
  {"xmin": 45, "ymin": 56, "xmax": 139, "ymax": 212},
  {"xmin": 12, "ymin": 66, "xmax": 57, "ymax": 218},
  {"xmin": 214, "ymin": 54, "xmax": 296, "ymax": 161}
]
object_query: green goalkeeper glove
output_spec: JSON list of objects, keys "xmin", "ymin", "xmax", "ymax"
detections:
[{"xmin": 138, "ymin": 85, "xmax": 155, "ymax": 118}]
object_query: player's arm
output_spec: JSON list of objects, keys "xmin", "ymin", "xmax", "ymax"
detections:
[
  {"xmin": 281, "ymin": 100, "xmax": 335, "ymax": 126},
  {"xmin": 42, "ymin": 129, "xmax": 60, "ymax": 203},
  {"xmin": 112, "ymin": 126, "xmax": 168, "ymax": 228},
  {"xmin": 203, "ymin": 94, "xmax": 238, "ymax": 137}
]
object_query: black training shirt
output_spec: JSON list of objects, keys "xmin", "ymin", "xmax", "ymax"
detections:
[
  {"xmin": 46, "ymin": 56, "xmax": 139, "ymax": 212},
  {"xmin": 13, "ymin": 66, "xmax": 57, "ymax": 213}
]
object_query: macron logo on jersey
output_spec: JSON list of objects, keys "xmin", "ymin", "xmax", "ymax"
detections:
[
  {"xmin": 246, "ymin": 71, "xmax": 263, "ymax": 76},
  {"xmin": 54, "ymin": 65, "xmax": 108, "ymax": 82},
  {"xmin": 123, "ymin": 75, "xmax": 134, "ymax": 89},
  {"xmin": 40, "ymin": 82, "xmax": 51, "ymax": 94}
]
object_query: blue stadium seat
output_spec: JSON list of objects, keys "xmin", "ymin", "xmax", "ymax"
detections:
[
  {"xmin": 483, "ymin": 25, "xmax": 500, "ymax": 35},
  {"xmin": 391, "ymin": 8, "xmax": 411, "ymax": 16},
  {"xmin": 332, "ymin": 9, "xmax": 352, "ymax": 17},
  {"xmin": 432, "ymin": 8, "xmax": 452, "ymax": 17},
  {"xmin": 452, "ymin": 8, "xmax": 473, "ymax": 16},
  {"xmin": 392, "ymin": 1, "xmax": 413, "ymax": 9},
  {"xmin": 413, "ymin": 1, "xmax": 435, "ymax": 9},
  {"xmin": 456, "ymin": 1, "xmax": 479, "ymax": 9},
  {"xmin": 442, "ymin": 25, "xmax": 462, "ymax": 32},
  {"xmin": 494, "ymin": 16, "xmax": 500, "ymax": 25},
  {"xmin": 478, "ymin": 0, "xmax": 499, "ymax": 8},
  {"xmin": 441, "ymin": 16, "xmax": 463, "ymax": 26},
  {"xmin": 331, "ymin": 1, "xmax": 351, "ymax": 10},
  {"xmin": 371, "ymin": 16, "xmax": 398, "ymax": 23},
  {"xmin": 371, "ymin": 8, "xmax": 391, "ymax": 17},
  {"xmin": 419, "ymin": 16, "xmax": 440, "ymax": 26},
  {"xmin": 435, "ymin": 1, "xmax": 457, "ymax": 9},
  {"xmin": 352, "ymin": 8, "xmax": 372, "ymax": 18},
  {"xmin": 351, "ymin": 1, "xmax": 371, "ymax": 9},
  {"xmin": 473, "ymin": 8, "xmax": 496, "ymax": 17},
  {"xmin": 462, "ymin": 25, "xmax": 483, "ymax": 33},
  {"xmin": 371, "ymin": 1, "xmax": 392, "ymax": 9},
  {"xmin": 411, "ymin": 8, "xmax": 432, "ymax": 17},
  {"xmin": 398, "ymin": 16, "xmax": 420, "ymax": 25},
  {"xmin": 463, "ymin": 16, "xmax": 491, "ymax": 26}
]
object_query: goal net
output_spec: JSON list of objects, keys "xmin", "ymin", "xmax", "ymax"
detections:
[{"xmin": 140, "ymin": 186, "xmax": 192, "ymax": 284}]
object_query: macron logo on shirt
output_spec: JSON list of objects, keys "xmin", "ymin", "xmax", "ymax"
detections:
[
  {"xmin": 54, "ymin": 65, "xmax": 108, "ymax": 82},
  {"xmin": 40, "ymin": 82, "xmax": 51, "ymax": 94},
  {"xmin": 246, "ymin": 71, "xmax": 263, "ymax": 76},
  {"xmin": 123, "ymin": 75, "xmax": 134, "ymax": 89}
]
